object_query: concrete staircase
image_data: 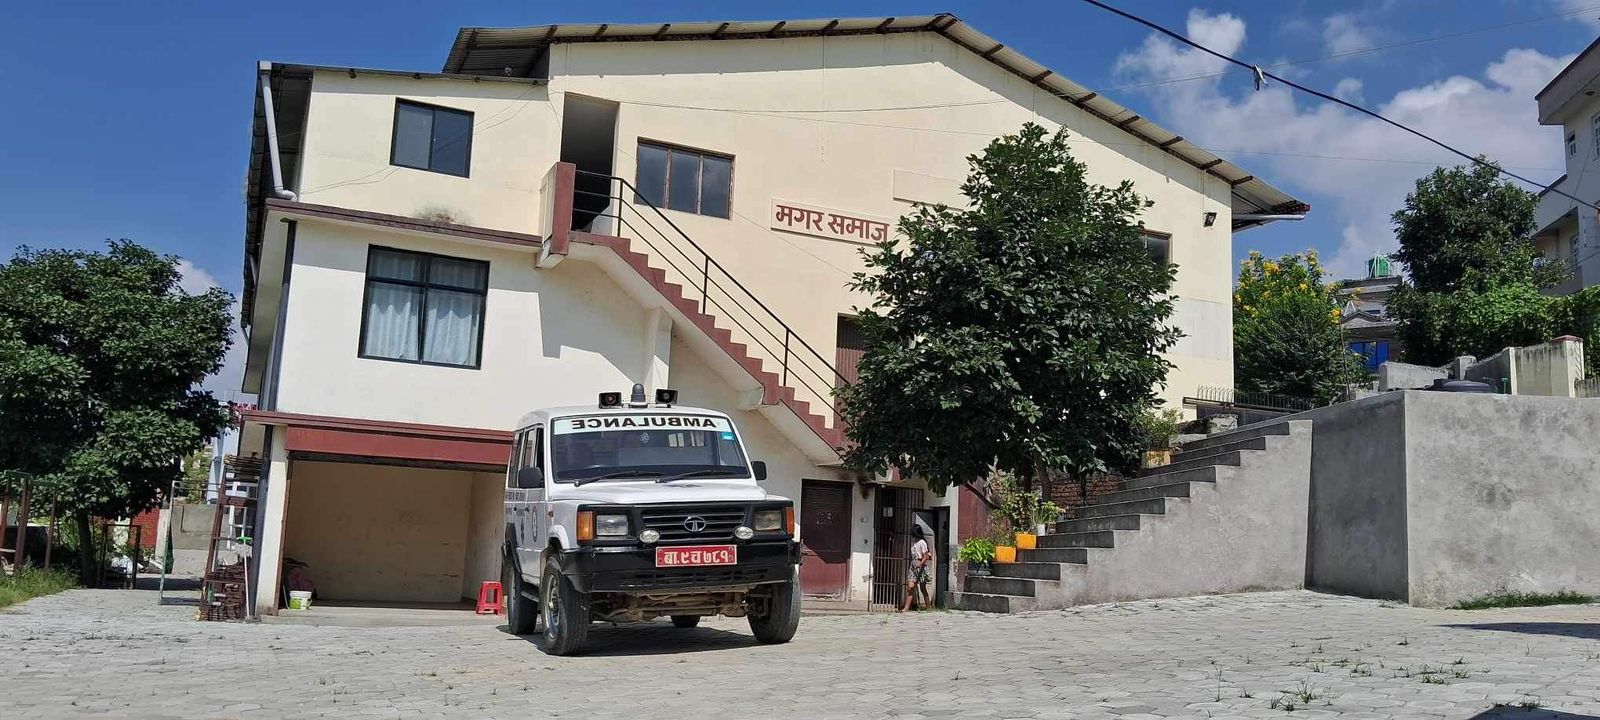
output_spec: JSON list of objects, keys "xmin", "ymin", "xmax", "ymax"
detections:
[{"xmin": 950, "ymin": 419, "xmax": 1313, "ymax": 613}]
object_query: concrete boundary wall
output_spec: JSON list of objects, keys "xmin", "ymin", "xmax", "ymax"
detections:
[{"xmin": 1299, "ymin": 391, "xmax": 1600, "ymax": 607}]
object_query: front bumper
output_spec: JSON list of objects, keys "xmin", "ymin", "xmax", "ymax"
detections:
[{"xmin": 556, "ymin": 540, "xmax": 800, "ymax": 593}]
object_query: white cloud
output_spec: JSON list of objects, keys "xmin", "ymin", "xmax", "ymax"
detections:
[
  {"xmin": 177, "ymin": 258, "xmax": 249, "ymax": 399},
  {"xmin": 1332, "ymin": 78, "xmax": 1364, "ymax": 103},
  {"xmin": 175, "ymin": 259, "xmax": 220, "ymax": 296},
  {"xmin": 1114, "ymin": 9, "xmax": 1572, "ymax": 279},
  {"xmin": 1323, "ymin": 14, "xmax": 1374, "ymax": 56},
  {"xmin": 1556, "ymin": 0, "xmax": 1600, "ymax": 30}
]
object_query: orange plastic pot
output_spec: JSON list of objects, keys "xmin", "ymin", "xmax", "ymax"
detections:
[
  {"xmin": 995, "ymin": 545, "xmax": 1017, "ymax": 564},
  {"xmin": 1014, "ymin": 532, "xmax": 1037, "ymax": 550}
]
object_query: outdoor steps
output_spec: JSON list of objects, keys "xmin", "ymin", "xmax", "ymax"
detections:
[{"xmin": 951, "ymin": 419, "xmax": 1313, "ymax": 613}]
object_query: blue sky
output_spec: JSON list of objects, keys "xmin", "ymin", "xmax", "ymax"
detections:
[{"xmin": 2, "ymin": 0, "xmax": 1597, "ymax": 382}]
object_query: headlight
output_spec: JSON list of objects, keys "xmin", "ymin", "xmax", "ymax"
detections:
[
  {"xmin": 734, "ymin": 525, "xmax": 755, "ymax": 540},
  {"xmin": 753, "ymin": 510, "xmax": 783, "ymax": 532},
  {"xmin": 639, "ymin": 528, "xmax": 660, "ymax": 544},
  {"xmin": 595, "ymin": 514, "xmax": 630, "ymax": 537}
]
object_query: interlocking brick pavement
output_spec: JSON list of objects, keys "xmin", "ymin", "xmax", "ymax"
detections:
[{"xmin": 2, "ymin": 588, "xmax": 1598, "ymax": 718}]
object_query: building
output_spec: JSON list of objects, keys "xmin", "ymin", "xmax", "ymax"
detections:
[
  {"xmin": 234, "ymin": 14, "xmax": 1305, "ymax": 614},
  {"xmin": 1534, "ymin": 36, "xmax": 1600, "ymax": 295},
  {"xmin": 1337, "ymin": 254, "xmax": 1401, "ymax": 372}
]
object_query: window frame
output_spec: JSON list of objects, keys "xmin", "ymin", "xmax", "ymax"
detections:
[
  {"xmin": 389, "ymin": 99, "xmax": 474, "ymax": 177},
  {"xmin": 1568, "ymin": 133, "xmax": 1578, "ymax": 158},
  {"xmin": 356, "ymin": 245, "xmax": 490, "ymax": 370},
  {"xmin": 633, "ymin": 139, "xmax": 735, "ymax": 219},
  {"xmin": 1590, "ymin": 113, "xmax": 1600, "ymax": 158}
]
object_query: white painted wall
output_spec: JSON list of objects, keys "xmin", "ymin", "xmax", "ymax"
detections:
[
  {"xmin": 295, "ymin": 72, "xmax": 558, "ymax": 232},
  {"xmin": 273, "ymin": 221, "xmax": 652, "ymax": 429},
  {"xmin": 285, "ymin": 31, "xmax": 1242, "ymax": 412}
]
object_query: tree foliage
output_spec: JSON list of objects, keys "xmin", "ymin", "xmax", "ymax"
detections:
[
  {"xmin": 837, "ymin": 123, "xmax": 1180, "ymax": 494},
  {"xmin": 1233, "ymin": 251, "xmax": 1365, "ymax": 403},
  {"xmin": 0, "ymin": 241, "xmax": 231, "ymax": 578},
  {"xmin": 1386, "ymin": 161, "xmax": 1594, "ymax": 367}
]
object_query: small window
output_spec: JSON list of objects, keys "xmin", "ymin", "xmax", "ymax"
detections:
[
  {"xmin": 391, "ymin": 100, "xmax": 473, "ymax": 176},
  {"xmin": 1568, "ymin": 133, "xmax": 1578, "ymax": 158},
  {"xmin": 634, "ymin": 140, "xmax": 733, "ymax": 218},
  {"xmin": 1143, "ymin": 233, "xmax": 1171, "ymax": 267},
  {"xmin": 1591, "ymin": 113, "xmax": 1600, "ymax": 158},
  {"xmin": 359, "ymin": 247, "xmax": 489, "ymax": 368}
]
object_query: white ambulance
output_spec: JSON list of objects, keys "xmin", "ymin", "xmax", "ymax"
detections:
[{"xmin": 502, "ymin": 384, "xmax": 801, "ymax": 655}]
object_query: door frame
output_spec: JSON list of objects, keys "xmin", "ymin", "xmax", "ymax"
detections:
[{"xmin": 798, "ymin": 478, "xmax": 853, "ymax": 601}]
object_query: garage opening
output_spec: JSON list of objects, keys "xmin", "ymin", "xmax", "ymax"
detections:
[{"xmin": 281, "ymin": 460, "xmax": 504, "ymax": 607}]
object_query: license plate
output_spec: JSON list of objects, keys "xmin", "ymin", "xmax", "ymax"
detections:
[{"xmin": 655, "ymin": 545, "xmax": 737, "ymax": 567}]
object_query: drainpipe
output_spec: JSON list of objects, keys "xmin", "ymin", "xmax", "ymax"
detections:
[{"xmin": 259, "ymin": 64, "xmax": 298, "ymax": 202}]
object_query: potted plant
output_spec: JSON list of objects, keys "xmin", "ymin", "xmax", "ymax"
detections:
[
  {"xmin": 957, "ymin": 538, "xmax": 996, "ymax": 576},
  {"xmin": 1030, "ymin": 498, "xmax": 1062, "ymax": 537},
  {"xmin": 1137, "ymin": 407, "xmax": 1183, "ymax": 468}
]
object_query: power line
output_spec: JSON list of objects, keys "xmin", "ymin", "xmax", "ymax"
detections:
[
  {"xmin": 1106, "ymin": 2, "xmax": 1600, "ymax": 92},
  {"xmin": 1078, "ymin": 0, "xmax": 1600, "ymax": 214}
]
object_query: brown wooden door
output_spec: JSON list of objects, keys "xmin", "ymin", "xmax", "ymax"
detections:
[
  {"xmin": 835, "ymin": 316, "xmax": 865, "ymax": 431},
  {"xmin": 799, "ymin": 480, "xmax": 852, "ymax": 600}
]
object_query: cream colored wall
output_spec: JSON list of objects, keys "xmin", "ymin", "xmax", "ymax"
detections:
[
  {"xmin": 283, "ymin": 462, "xmax": 475, "ymax": 603},
  {"xmin": 287, "ymin": 32, "xmax": 1239, "ymax": 416},
  {"xmin": 273, "ymin": 221, "xmax": 652, "ymax": 429},
  {"xmin": 546, "ymin": 32, "xmax": 1235, "ymax": 408},
  {"xmin": 294, "ymin": 71, "xmax": 559, "ymax": 232},
  {"xmin": 461, "ymin": 472, "xmax": 506, "ymax": 599}
]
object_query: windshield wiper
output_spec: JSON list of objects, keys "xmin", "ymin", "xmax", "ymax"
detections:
[
  {"xmin": 572, "ymin": 470, "xmax": 664, "ymax": 486},
  {"xmin": 656, "ymin": 469, "xmax": 745, "ymax": 483}
]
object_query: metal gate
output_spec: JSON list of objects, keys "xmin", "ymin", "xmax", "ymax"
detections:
[{"xmin": 870, "ymin": 486, "xmax": 924, "ymax": 608}]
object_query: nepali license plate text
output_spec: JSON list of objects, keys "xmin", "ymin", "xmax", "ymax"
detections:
[{"xmin": 655, "ymin": 545, "xmax": 737, "ymax": 567}]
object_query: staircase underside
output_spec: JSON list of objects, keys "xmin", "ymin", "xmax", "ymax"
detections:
[
  {"xmin": 953, "ymin": 420, "xmax": 1314, "ymax": 612},
  {"xmin": 566, "ymin": 232, "xmax": 844, "ymax": 466}
]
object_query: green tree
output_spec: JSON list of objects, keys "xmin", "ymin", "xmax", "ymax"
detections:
[
  {"xmin": 837, "ymin": 123, "xmax": 1180, "ymax": 495},
  {"xmin": 1386, "ymin": 162, "xmax": 1564, "ymax": 366},
  {"xmin": 0, "ymin": 241, "xmax": 231, "ymax": 584},
  {"xmin": 1233, "ymin": 251, "xmax": 1365, "ymax": 403}
]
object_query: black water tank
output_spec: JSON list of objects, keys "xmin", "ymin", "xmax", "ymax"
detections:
[{"xmin": 1426, "ymin": 378, "xmax": 1495, "ymax": 393}]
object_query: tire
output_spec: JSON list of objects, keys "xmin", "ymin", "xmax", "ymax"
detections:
[
  {"xmin": 670, "ymin": 615, "xmax": 701, "ymax": 628},
  {"xmin": 540, "ymin": 556, "xmax": 590, "ymax": 656},
  {"xmin": 748, "ymin": 571, "xmax": 800, "ymax": 644},
  {"xmin": 503, "ymin": 552, "xmax": 536, "ymax": 636}
]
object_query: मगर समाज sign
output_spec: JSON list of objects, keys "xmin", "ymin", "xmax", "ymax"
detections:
[{"xmin": 771, "ymin": 199, "xmax": 893, "ymax": 245}]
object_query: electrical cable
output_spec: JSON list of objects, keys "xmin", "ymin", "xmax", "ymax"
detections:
[{"xmin": 1077, "ymin": 0, "xmax": 1600, "ymax": 213}]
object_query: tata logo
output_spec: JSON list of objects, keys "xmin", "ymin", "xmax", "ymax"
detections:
[{"xmin": 682, "ymin": 516, "xmax": 708, "ymax": 533}]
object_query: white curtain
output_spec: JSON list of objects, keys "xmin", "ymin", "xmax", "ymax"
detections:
[
  {"xmin": 422, "ymin": 289, "xmax": 483, "ymax": 365},
  {"xmin": 363, "ymin": 283, "xmax": 421, "ymax": 360},
  {"xmin": 429, "ymin": 256, "xmax": 487, "ymax": 289}
]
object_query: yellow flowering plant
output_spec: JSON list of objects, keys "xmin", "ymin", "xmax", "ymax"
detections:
[{"xmin": 1234, "ymin": 250, "xmax": 1368, "ymax": 403}]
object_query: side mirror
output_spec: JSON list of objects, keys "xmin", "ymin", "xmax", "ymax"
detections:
[
  {"xmin": 751, "ymin": 460, "xmax": 768, "ymax": 482},
  {"xmin": 517, "ymin": 465, "xmax": 545, "ymax": 489}
]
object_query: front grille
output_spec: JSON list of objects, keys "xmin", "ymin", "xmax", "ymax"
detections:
[
  {"xmin": 640, "ymin": 505, "xmax": 747, "ymax": 541},
  {"xmin": 614, "ymin": 566, "xmax": 776, "ymax": 590}
]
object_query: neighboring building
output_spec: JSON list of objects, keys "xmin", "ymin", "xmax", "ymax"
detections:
[
  {"xmin": 1534, "ymin": 36, "xmax": 1600, "ymax": 295},
  {"xmin": 235, "ymin": 14, "xmax": 1305, "ymax": 613},
  {"xmin": 1337, "ymin": 254, "xmax": 1401, "ymax": 372}
]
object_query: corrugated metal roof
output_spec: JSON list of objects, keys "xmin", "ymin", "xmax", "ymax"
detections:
[{"xmin": 441, "ymin": 13, "xmax": 1308, "ymax": 227}]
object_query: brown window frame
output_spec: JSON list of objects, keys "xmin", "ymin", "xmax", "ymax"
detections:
[{"xmin": 633, "ymin": 139, "xmax": 734, "ymax": 219}]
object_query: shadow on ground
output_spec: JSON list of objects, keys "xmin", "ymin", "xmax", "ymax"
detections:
[
  {"xmin": 508, "ymin": 621, "xmax": 760, "ymax": 657},
  {"xmin": 1470, "ymin": 708, "xmax": 1600, "ymax": 719},
  {"xmin": 1447, "ymin": 623, "xmax": 1600, "ymax": 640}
]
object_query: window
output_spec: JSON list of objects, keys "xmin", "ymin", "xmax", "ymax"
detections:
[
  {"xmin": 359, "ymin": 247, "xmax": 489, "ymax": 368},
  {"xmin": 1143, "ymin": 232, "xmax": 1172, "ymax": 267},
  {"xmin": 391, "ymin": 100, "xmax": 473, "ymax": 176},
  {"xmin": 1568, "ymin": 133, "xmax": 1578, "ymax": 158},
  {"xmin": 634, "ymin": 141, "xmax": 733, "ymax": 218},
  {"xmin": 1591, "ymin": 113, "xmax": 1600, "ymax": 158}
]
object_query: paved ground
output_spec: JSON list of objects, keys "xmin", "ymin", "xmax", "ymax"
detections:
[{"xmin": 2, "ymin": 588, "xmax": 1598, "ymax": 719}]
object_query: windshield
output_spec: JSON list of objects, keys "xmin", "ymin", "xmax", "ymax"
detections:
[{"xmin": 550, "ymin": 414, "xmax": 749, "ymax": 482}]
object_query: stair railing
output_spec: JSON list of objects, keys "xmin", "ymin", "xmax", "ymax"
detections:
[{"xmin": 572, "ymin": 170, "xmax": 849, "ymax": 427}]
